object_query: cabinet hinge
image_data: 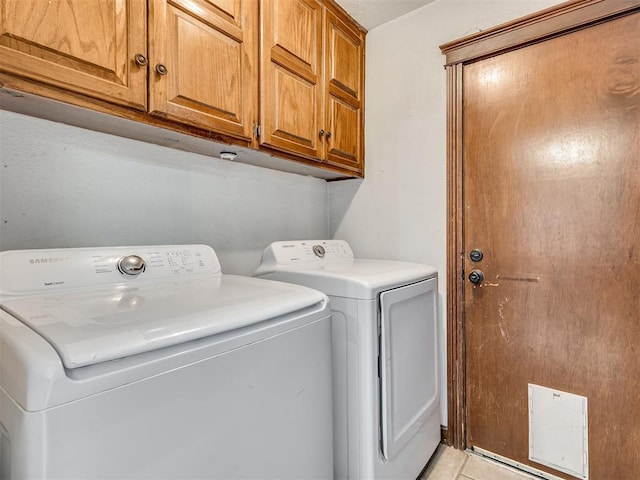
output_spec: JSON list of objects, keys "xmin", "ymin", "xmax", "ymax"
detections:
[{"xmin": 253, "ymin": 123, "xmax": 261, "ymax": 139}]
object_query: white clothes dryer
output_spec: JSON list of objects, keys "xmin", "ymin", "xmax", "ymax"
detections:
[
  {"xmin": 255, "ymin": 240, "xmax": 440, "ymax": 480},
  {"xmin": 0, "ymin": 245, "xmax": 333, "ymax": 480}
]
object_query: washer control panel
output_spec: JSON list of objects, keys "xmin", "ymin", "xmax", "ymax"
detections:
[{"xmin": 0, "ymin": 245, "xmax": 221, "ymax": 295}]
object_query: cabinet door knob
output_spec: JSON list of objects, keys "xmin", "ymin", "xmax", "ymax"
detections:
[
  {"xmin": 134, "ymin": 53, "xmax": 148, "ymax": 67},
  {"xmin": 155, "ymin": 63, "xmax": 168, "ymax": 76},
  {"xmin": 319, "ymin": 129, "xmax": 325, "ymax": 138},
  {"xmin": 325, "ymin": 131, "xmax": 332, "ymax": 139}
]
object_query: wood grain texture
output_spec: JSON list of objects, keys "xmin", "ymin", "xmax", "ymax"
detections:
[
  {"xmin": 275, "ymin": 0, "xmax": 318, "ymax": 69},
  {"xmin": 0, "ymin": 0, "xmax": 146, "ymax": 109},
  {"xmin": 324, "ymin": 10, "xmax": 364, "ymax": 172},
  {"xmin": 148, "ymin": 0, "xmax": 257, "ymax": 141},
  {"xmin": 260, "ymin": 0, "xmax": 324, "ymax": 159},
  {"xmin": 445, "ymin": 62, "xmax": 465, "ymax": 450},
  {"xmin": 260, "ymin": 0, "xmax": 364, "ymax": 174},
  {"xmin": 274, "ymin": 68, "xmax": 317, "ymax": 145},
  {"xmin": 462, "ymin": 11, "xmax": 639, "ymax": 479},
  {"xmin": 327, "ymin": 14, "xmax": 360, "ymax": 99}
]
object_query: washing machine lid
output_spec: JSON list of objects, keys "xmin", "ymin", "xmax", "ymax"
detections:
[{"xmin": 0, "ymin": 274, "xmax": 324, "ymax": 369}]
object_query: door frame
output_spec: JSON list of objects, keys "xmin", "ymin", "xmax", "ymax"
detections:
[{"xmin": 439, "ymin": 0, "xmax": 640, "ymax": 449}]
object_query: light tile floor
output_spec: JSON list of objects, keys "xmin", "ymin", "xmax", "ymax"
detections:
[{"xmin": 421, "ymin": 445, "xmax": 539, "ymax": 480}]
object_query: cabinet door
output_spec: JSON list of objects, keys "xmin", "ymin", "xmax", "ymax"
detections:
[
  {"xmin": 324, "ymin": 11, "xmax": 364, "ymax": 173},
  {"xmin": 0, "ymin": 0, "xmax": 146, "ymax": 109},
  {"xmin": 260, "ymin": 0, "xmax": 324, "ymax": 159},
  {"xmin": 149, "ymin": 0, "xmax": 258, "ymax": 142}
]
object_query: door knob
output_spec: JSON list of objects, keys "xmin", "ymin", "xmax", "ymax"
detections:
[
  {"xmin": 469, "ymin": 249, "xmax": 484, "ymax": 262},
  {"xmin": 134, "ymin": 53, "xmax": 148, "ymax": 66},
  {"xmin": 155, "ymin": 63, "xmax": 168, "ymax": 75},
  {"xmin": 468, "ymin": 270, "xmax": 484, "ymax": 285}
]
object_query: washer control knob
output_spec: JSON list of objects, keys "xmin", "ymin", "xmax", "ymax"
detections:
[
  {"xmin": 117, "ymin": 255, "xmax": 146, "ymax": 277},
  {"xmin": 312, "ymin": 245, "xmax": 326, "ymax": 258}
]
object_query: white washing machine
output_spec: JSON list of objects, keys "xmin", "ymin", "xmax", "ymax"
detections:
[
  {"xmin": 255, "ymin": 240, "xmax": 440, "ymax": 480},
  {"xmin": 0, "ymin": 245, "xmax": 333, "ymax": 480}
]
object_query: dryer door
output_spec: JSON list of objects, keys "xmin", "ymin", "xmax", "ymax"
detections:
[{"xmin": 379, "ymin": 277, "xmax": 438, "ymax": 461}]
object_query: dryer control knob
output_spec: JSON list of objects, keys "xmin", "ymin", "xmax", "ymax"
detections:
[
  {"xmin": 312, "ymin": 245, "xmax": 326, "ymax": 258},
  {"xmin": 117, "ymin": 255, "xmax": 146, "ymax": 277}
]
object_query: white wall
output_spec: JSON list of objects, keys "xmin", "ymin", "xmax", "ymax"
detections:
[
  {"xmin": 0, "ymin": 111, "xmax": 328, "ymax": 275},
  {"xmin": 329, "ymin": 0, "xmax": 559, "ymax": 425}
]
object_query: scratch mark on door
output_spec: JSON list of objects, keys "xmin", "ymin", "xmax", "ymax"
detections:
[
  {"xmin": 501, "ymin": 276, "xmax": 540, "ymax": 283},
  {"xmin": 498, "ymin": 297, "xmax": 510, "ymax": 340}
]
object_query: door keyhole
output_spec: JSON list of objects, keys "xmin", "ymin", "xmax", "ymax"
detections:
[{"xmin": 470, "ymin": 249, "xmax": 484, "ymax": 262}]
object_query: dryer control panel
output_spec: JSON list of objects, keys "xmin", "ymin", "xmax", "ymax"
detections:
[{"xmin": 254, "ymin": 240, "xmax": 354, "ymax": 275}]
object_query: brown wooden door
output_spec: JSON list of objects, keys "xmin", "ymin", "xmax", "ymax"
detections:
[
  {"xmin": 0, "ymin": 0, "xmax": 146, "ymax": 109},
  {"xmin": 463, "ymin": 11, "xmax": 640, "ymax": 479},
  {"xmin": 260, "ymin": 0, "xmax": 324, "ymax": 160},
  {"xmin": 148, "ymin": 0, "xmax": 258, "ymax": 142},
  {"xmin": 324, "ymin": 10, "xmax": 364, "ymax": 174}
]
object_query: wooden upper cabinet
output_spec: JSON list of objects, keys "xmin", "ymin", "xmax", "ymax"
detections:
[
  {"xmin": 0, "ymin": 0, "xmax": 147, "ymax": 109},
  {"xmin": 148, "ymin": 0, "xmax": 258, "ymax": 142},
  {"xmin": 260, "ymin": 0, "xmax": 365, "ymax": 174},
  {"xmin": 324, "ymin": 10, "xmax": 364, "ymax": 172},
  {"xmin": 260, "ymin": 0, "xmax": 324, "ymax": 159},
  {"xmin": 0, "ymin": 0, "xmax": 364, "ymax": 177}
]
